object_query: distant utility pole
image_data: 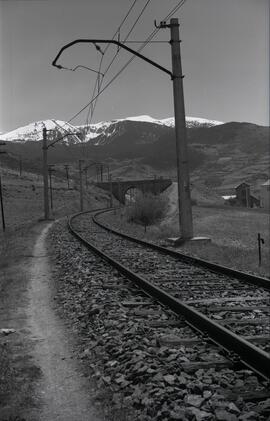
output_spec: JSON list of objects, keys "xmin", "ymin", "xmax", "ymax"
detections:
[
  {"xmin": 84, "ymin": 167, "xmax": 88, "ymax": 187},
  {"xmin": 42, "ymin": 127, "xmax": 80, "ymax": 220},
  {"xmin": 100, "ymin": 164, "xmax": 103, "ymax": 182},
  {"xmin": 64, "ymin": 164, "xmax": 70, "ymax": 189},
  {"xmin": 42, "ymin": 128, "xmax": 50, "ymax": 219},
  {"xmin": 48, "ymin": 164, "xmax": 55, "ymax": 210},
  {"xmin": 109, "ymin": 174, "xmax": 113, "ymax": 208},
  {"xmin": 0, "ymin": 142, "xmax": 6, "ymax": 231},
  {"xmin": 19, "ymin": 155, "xmax": 22, "ymax": 177},
  {"xmin": 79, "ymin": 159, "xmax": 84, "ymax": 211},
  {"xmin": 0, "ymin": 176, "xmax": 5, "ymax": 232}
]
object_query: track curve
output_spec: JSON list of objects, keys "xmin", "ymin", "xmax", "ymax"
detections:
[{"xmin": 68, "ymin": 209, "xmax": 270, "ymax": 381}]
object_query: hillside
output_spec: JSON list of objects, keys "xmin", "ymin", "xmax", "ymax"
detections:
[{"xmin": 1, "ymin": 116, "xmax": 269, "ymax": 200}]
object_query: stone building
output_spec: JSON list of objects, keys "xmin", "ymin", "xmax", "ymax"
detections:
[
  {"xmin": 235, "ymin": 182, "xmax": 260, "ymax": 208},
  {"xmin": 260, "ymin": 179, "xmax": 270, "ymax": 209}
]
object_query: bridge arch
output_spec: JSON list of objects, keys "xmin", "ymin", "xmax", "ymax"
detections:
[
  {"xmin": 124, "ymin": 186, "xmax": 142, "ymax": 204},
  {"xmin": 96, "ymin": 178, "xmax": 172, "ymax": 204}
]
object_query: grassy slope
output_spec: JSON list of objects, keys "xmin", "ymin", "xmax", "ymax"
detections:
[
  {"xmin": 160, "ymin": 183, "xmax": 269, "ymax": 277},
  {"xmin": 101, "ymin": 183, "xmax": 269, "ymax": 278},
  {"xmin": 0, "ymin": 165, "xmax": 111, "ymax": 263}
]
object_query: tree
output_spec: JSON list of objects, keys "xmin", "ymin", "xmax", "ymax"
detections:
[{"xmin": 127, "ymin": 192, "xmax": 168, "ymax": 232}]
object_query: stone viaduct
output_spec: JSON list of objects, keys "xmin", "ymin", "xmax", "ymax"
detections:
[{"xmin": 96, "ymin": 178, "xmax": 172, "ymax": 204}]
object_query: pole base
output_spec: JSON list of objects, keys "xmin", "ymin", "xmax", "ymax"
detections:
[
  {"xmin": 167, "ymin": 236, "xmax": 211, "ymax": 247},
  {"xmin": 38, "ymin": 217, "xmax": 55, "ymax": 222}
]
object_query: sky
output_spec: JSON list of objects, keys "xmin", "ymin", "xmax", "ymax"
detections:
[{"xmin": 0, "ymin": 0, "xmax": 269, "ymax": 133}]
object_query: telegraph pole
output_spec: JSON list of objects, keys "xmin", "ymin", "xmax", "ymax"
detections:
[
  {"xmin": 0, "ymin": 142, "xmax": 6, "ymax": 231},
  {"xmin": 19, "ymin": 155, "xmax": 22, "ymax": 177},
  {"xmin": 100, "ymin": 163, "xmax": 103, "ymax": 182},
  {"xmin": 79, "ymin": 159, "xmax": 84, "ymax": 211},
  {"xmin": 42, "ymin": 128, "xmax": 50, "ymax": 219},
  {"xmin": 109, "ymin": 174, "xmax": 113, "ymax": 207},
  {"xmin": 84, "ymin": 167, "xmax": 88, "ymax": 187},
  {"xmin": 169, "ymin": 18, "xmax": 193, "ymax": 239},
  {"xmin": 64, "ymin": 164, "xmax": 70, "ymax": 189},
  {"xmin": 42, "ymin": 127, "xmax": 80, "ymax": 218},
  {"xmin": 48, "ymin": 164, "xmax": 55, "ymax": 210},
  {"xmin": 0, "ymin": 176, "xmax": 5, "ymax": 232}
]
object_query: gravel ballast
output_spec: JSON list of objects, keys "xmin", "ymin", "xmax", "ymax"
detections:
[{"xmin": 47, "ymin": 218, "xmax": 270, "ymax": 421}]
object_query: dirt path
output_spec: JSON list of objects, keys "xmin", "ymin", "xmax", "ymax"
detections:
[{"xmin": 0, "ymin": 222, "xmax": 101, "ymax": 421}]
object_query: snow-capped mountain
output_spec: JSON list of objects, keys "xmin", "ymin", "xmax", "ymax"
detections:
[
  {"xmin": 1, "ymin": 119, "xmax": 81, "ymax": 143},
  {"xmin": 1, "ymin": 115, "xmax": 223, "ymax": 145},
  {"xmin": 78, "ymin": 115, "xmax": 224, "ymax": 145}
]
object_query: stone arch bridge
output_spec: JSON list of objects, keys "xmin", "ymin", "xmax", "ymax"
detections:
[{"xmin": 96, "ymin": 178, "xmax": 172, "ymax": 204}]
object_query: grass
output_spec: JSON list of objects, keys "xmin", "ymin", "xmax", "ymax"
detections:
[{"xmin": 101, "ymin": 205, "xmax": 270, "ymax": 278}]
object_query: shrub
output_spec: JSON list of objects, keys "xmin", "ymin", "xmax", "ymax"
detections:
[{"xmin": 126, "ymin": 192, "xmax": 168, "ymax": 231}]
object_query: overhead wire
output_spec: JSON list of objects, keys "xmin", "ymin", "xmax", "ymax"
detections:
[
  {"xmin": 102, "ymin": 0, "xmax": 152, "ymax": 78},
  {"xmin": 85, "ymin": 0, "xmax": 154, "ymax": 133},
  {"xmin": 84, "ymin": 0, "xmax": 140, "ymax": 133},
  {"xmin": 84, "ymin": 0, "xmax": 152, "ymax": 142},
  {"xmin": 68, "ymin": 0, "xmax": 187, "ymax": 125}
]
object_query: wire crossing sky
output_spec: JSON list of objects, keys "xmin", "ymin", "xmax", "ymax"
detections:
[{"xmin": 0, "ymin": 0, "xmax": 269, "ymax": 132}]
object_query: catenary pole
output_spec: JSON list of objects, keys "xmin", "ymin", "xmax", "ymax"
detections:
[
  {"xmin": 48, "ymin": 164, "xmax": 55, "ymax": 210},
  {"xmin": 19, "ymin": 155, "xmax": 22, "ymax": 177},
  {"xmin": 79, "ymin": 159, "xmax": 84, "ymax": 211},
  {"xmin": 0, "ymin": 175, "xmax": 5, "ymax": 232},
  {"xmin": 64, "ymin": 164, "xmax": 70, "ymax": 189},
  {"xmin": 42, "ymin": 128, "xmax": 50, "ymax": 219},
  {"xmin": 0, "ymin": 143, "xmax": 6, "ymax": 230},
  {"xmin": 52, "ymin": 27, "xmax": 194, "ymax": 239},
  {"xmin": 169, "ymin": 18, "xmax": 193, "ymax": 239}
]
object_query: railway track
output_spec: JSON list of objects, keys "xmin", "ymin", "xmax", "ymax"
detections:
[{"xmin": 68, "ymin": 209, "xmax": 270, "ymax": 390}]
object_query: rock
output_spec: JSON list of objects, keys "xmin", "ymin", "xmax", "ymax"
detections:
[
  {"xmin": 178, "ymin": 375, "xmax": 188, "ymax": 387},
  {"xmin": 141, "ymin": 397, "xmax": 153, "ymax": 407},
  {"xmin": 152, "ymin": 372, "xmax": 163, "ymax": 382},
  {"xmin": 169, "ymin": 407, "xmax": 186, "ymax": 420},
  {"xmin": 185, "ymin": 407, "xmax": 212, "ymax": 420},
  {"xmin": 238, "ymin": 412, "xmax": 259, "ymax": 420},
  {"xmin": 102, "ymin": 376, "xmax": 111, "ymax": 385},
  {"xmin": 227, "ymin": 402, "xmax": 240, "ymax": 414},
  {"xmin": 186, "ymin": 394, "xmax": 205, "ymax": 408},
  {"xmin": 163, "ymin": 374, "xmax": 175, "ymax": 385},
  {"xmin": 203, "ymin": 391, "xmax": 212, "ymax": 400},
  {"xmin": 115, "ymin": 374, "xmax": 125, "ymax": 384},
  {"xmin": 215, "ymin": 409, "xmax": 238, "ymax": 421}
]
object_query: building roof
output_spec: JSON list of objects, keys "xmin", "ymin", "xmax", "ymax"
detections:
[
  {"xmin": 235, "ymin": 182, "xmax": 250, "ymax": 189},
  {"xmin": 261, "ymin": 179, "xmax": 270, "ymax": 186}
]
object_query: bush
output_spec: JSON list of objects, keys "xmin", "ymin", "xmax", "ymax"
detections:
[{"xmin": 126, "ymin": 192, "xmax": 168, "ymax": 231}]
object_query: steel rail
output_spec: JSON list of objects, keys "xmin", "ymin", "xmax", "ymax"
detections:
[
  {"xmin": 68, "ymin": 210, "xmax": 270, "ymax": 380},
  {"xmin": 93, "ymin": 209, "xmax": 270, "ymax": 291}
]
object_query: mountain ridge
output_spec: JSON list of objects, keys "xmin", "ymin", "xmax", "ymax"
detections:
[{"xmin": 1, "ymin": 115, "xmax": 223, "ymax": 144}]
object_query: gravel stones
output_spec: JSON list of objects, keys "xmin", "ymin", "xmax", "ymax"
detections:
[{"xmin": 47, "ymin": 218, "xmax": 270, "ymax": 420}]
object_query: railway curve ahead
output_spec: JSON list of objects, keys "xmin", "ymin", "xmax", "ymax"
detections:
[{"xmin": 68, "ymin": 209, "xmax": 270, "ymax": 381}]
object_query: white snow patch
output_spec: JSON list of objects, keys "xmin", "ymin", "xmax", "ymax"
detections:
[{"xmin": 1, "ymin": 119, "xmax": 79, "ymax": 142}]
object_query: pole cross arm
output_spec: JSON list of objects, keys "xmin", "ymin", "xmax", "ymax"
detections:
[{"xmin": 52, "ymin": 39, "xmax": 173, "ymax": 79}]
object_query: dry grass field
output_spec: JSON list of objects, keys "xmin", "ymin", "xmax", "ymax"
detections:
[
  {"xmin": 168, "ymin": 205, "xmax": 269, "ymax": 277},
  {"xmin": 1, "ymin": 166, "xmax": 268, "ymax": 279},
  {"xmin": 102, "ymin": 204, "xmax": 269, "ymax": 278},
  {"xmin": 0, "ymin": 166, "xmax": 110, "ymax": 265}
]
